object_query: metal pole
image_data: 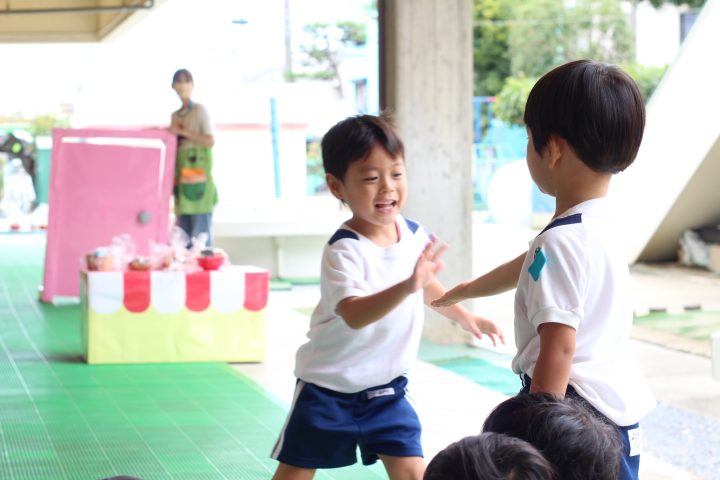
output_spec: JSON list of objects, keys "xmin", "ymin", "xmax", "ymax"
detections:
[{"xmin": 270, "ymin": 97, "xmax": 281, "ymax": 198}]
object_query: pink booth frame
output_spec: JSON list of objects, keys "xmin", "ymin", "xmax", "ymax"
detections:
[{"xmin": 42, "ymin": 128, "xmax": 177, "ymax": 303}]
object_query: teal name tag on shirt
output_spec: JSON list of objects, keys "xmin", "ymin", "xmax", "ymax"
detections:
[{"xmin": 528, "ymin": 247, "xmax": 546, "ymax": 281}]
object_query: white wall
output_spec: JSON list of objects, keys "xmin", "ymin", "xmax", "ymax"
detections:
[
  {"xmin": 635, "ymin": 1, "xmax": 682, "ymax": 67},
  {"xmin": 612, "ymin": 0, "xmax": 720, "ymax": 262}
]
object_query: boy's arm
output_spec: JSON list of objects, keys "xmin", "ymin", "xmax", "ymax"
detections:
[
  {"xmin": 431, "ymin": 251, "xmax": 527, "ymax": 307},
  {"xmin": 424, "ymin": 279, "xmax": 505, "ymax": 346},
  {"xmin": 337, "ymin": 241, "xmax": 447, "ymax": 330},
  {"xmin": 529, "ymin": 323, "xmax": 576, "ymax": 396}
]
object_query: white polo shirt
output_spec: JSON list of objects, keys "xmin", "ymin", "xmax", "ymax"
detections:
[
  {"xmin": 512, "ymin": 198, "xmax": 656, "ymax": 426},
  {"xmin": 294, "ymin": 215, "xmax": 431, "ymax": 393}
]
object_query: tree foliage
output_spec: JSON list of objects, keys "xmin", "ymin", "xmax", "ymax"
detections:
[
  {"xmin": 493, "ymin": 75, "xmax": 535, "ymax": 126},
  {"xmin": 30, "ymin": 114, "xmax": 69, "ymax": 137},
  {"xmin": 647, "ymin": 0, "xmax": 705, "ymax": 8},
  {"xmin": 473, "ymin": 0, "xmax": 512, "ymax": 96},
  {"xmin": 507, "ymin": 0, "xmax": 633, "ymax": 78},
  {"xmin": 474, "ymin": 0, "xmax": 685, "ymax": 126},
  {"xmin": 291, "ymin": 21, "xmax": 367, "ymax": 96},
  {"xmin": 623, "ymin": 63, "xmax": 668, "ymax": 102}
]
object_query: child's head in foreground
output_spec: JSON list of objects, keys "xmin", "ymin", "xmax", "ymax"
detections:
[
  {"xmin": 423, "ymin": 431, "xmax": 557, "ymax": 480},
  {"xmin": 483, "ymin": 393, "xmax": 623, "ymax": 480},
  {"xmin": 524, "ymin": 59, "xmax": 645, "ymax": 174},
  {"xmin": 321, "ymin": 114, "xmax": 406, "ymax": 235}
]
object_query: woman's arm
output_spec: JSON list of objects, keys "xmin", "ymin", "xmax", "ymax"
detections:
[{"xmin": 168, "ymin": 125, "xmax": 215, "ymax": 148}]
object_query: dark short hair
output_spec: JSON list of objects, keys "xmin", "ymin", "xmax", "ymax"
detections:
[
  {"xmin": 424, "ymin": 432, "xmax": 557, "ymax": 480},
  {"xmin": 321, "ymin": 113, "xmax": 404, "ymax": 181},
  {"xmin": 524, "ymin": 59, "xmax": 645, "ymax": 173},
  {"xmin": 483, "ymin": 393, "xmax": 623, "ymax": 480},
  {"xmin": 172, "ymin": 68, "xmax": 193, "ymax": 85}
]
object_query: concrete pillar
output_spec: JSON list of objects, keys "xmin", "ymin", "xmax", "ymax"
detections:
[{"xmin": 380, "ymin": 0, "xmax": 474, "ymax": 343}]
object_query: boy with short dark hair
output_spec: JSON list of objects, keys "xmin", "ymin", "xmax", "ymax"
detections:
[
  {"xmin": 483, "ymin": 393, "xmax": 623, "ymax": 480},
  {"xmin": 433, "ymin": 60, "xmax": 656, "ymax": 480},
  {"xmin": 424, "ymin": 432, "xmax": 557, "ymax": 480},
  {"xmin": 271, "ymin": 114, "xmax": 504, "ymax": 480}
]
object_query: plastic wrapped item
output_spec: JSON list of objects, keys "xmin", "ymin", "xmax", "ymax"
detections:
[
  {"xmin": 189, "ymin": 232, "xmax": 209, "ymax": 257},
  {"xmin": 163, "ymin": 226, "xmax": 201, "ymax": 273},
  {"xmin": 109, "ymin": 234, "xmax": 136, "ymax": 269},
  {"xmin": 85, "ymin": 248, "xmax": 115, "ymax": 271},
  {"xmin": 84, "ymin": 234, "xmax": 137, "ymax": 272},
  {"xmin": 148, "ymin": 240, "xmax": 174, "ymax": 270},
  {"xmin": 128, "ymin": 256, "xmax": 150, "ymax": 271}
]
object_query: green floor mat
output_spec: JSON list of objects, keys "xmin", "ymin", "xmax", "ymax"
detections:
[
  {"xmin": 0, "ymin": 235, "xmax": 385, "ymax": 480},
  {"xmin": 634, "ymin": 310, "xmax": 720, "ymax": 343},
  {"xmin": 418, "ymin": 340, "xmax": 521, "ymax": 396}
]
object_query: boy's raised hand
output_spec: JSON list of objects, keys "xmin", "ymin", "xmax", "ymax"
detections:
[
  {"xmin": 407, "ymin": 240, "xmax": 448, "ymax": 293},
  {"xmin": 455, "ymin": 314, "xmax": 505, "ymax": 346}
]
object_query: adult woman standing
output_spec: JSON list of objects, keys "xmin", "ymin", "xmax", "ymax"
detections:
[{"xmin": 168, "ymin": 68, "xmax": 217, "ymax": 245}]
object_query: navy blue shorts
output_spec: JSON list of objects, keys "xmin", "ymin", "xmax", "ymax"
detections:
[
  {"xmin": 521, "ymin": 375, "xmax": 641, "ymax": 480},
  {"xmin": 271, "ymin": 376, "xmax": 423, "ymax": 469}
]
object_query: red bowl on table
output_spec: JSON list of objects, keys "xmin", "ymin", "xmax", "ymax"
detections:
[{"xmin": 197, "ymin": 255, "xmax": 225, "ymax": 271}]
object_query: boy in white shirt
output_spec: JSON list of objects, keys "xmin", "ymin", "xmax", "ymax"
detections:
[
  {"xmin": 433, "ymin": 60, "xmax": 656, "ymax": 480},
  {"xmin": 271, "ymin": 114, "xmax": 504, "ymax": 480}
]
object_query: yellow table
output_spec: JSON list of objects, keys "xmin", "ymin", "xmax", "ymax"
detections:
[{"xmin": 80, "ymin": 266, "xmax": 268, "ymax": 364}]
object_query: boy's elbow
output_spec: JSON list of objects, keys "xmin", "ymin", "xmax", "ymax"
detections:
[{"xmin": 342, "ymin": 317, "xmax": 364, "ymax": 330}]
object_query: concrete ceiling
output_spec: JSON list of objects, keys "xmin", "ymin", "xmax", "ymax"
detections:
[{"xmin": 0, "ymin": 0, "xmax": 164, "ymax": 42}]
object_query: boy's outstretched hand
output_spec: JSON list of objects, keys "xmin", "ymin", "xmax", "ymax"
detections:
[
  {"xmin": 407, "ymin": 240, "xmax": 448, "ymax": 293},
  {"xmin": 430, "ymin": 281, "xmax": 469, "ymax": 307},
  {"xmin": 455, "ymin": 315, "xmax": 505, "ymax": 346}
]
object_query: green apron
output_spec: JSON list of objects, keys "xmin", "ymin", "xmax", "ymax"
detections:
[{"xmin": 174, "ymin": 146, "xmax": 218, "ymax": 215}]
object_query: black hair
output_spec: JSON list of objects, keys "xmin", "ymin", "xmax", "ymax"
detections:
[
  {"xmin": 483, "ymin": 393, "xmax": 623, "ymax": 480},
  {"xmin": 424, "ymin": 432, "xmax": 557, "ymax": 480},
  {"xmin": 321, "ymin": 113, "xmax": 404, "ymax": 181},
  {"xmin": 524, "ymin": 59, "xmax": 645, "ymax": 173},
  {"xmin": 172, "ymin": 68, "xmax": 193, "ymax": 85}
]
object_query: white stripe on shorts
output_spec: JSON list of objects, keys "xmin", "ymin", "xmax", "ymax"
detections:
[{"xmin": 271, "ymin": 380, "xmax": 306, "ymax": 460}]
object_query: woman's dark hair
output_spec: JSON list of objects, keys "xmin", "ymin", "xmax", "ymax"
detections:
[
  {"xmin": 483, "ymin": 393, "xmax": 623, "ymax": 480},
  {"xmin": 321, "ymin": 113, "xmax": 404, "ymax": 181},
  {"xmin": 524, "ymin": 59, "xmax": 645, "ymax": 173},
  {"xmin": 424, "ymin": 432, "xmax": 557, "ymax": 480},
  {"xmin": 172, "ymin": 68, "xmax": 193, "ymax": 85}
]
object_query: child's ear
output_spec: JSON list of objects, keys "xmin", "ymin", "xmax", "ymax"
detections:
[
  {"xmin": 326, "ymin": 173, "xmax": 344, "ymax": 200},
  {"xmin": 546, "ymin": 135, "xmax": 564, "ymax": 168}
]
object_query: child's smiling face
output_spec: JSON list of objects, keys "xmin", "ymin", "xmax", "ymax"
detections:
[{"xmin": 328, "ymin": 144, "xmax": 407, "ymax": 241}]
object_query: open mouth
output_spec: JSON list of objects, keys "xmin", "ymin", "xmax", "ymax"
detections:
[{"xmin": 375, "ymin": 200, "xmax": 397, "ymax": 211}]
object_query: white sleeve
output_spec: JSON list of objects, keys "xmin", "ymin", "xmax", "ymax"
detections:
[
  {"xmin": 524, "ymin": 227, "xmax": 587, "ymax": 331},
  {"xmin": 321, "ymin": 241, "xmax": 370, "ymax": 313},
  {"xmin": 197, "ymin": 104, "xmax": 214, "ymax": 135}
]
